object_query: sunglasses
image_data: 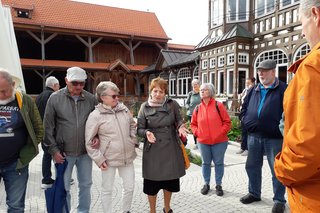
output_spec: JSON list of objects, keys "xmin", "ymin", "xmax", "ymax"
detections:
[
  {"xmin": 104, "ymin": 94, "xmax": 119, "ymax": 99},
  {"xmin": 71, "ymin": 81, "xmax": 85, "ymax": 86}
]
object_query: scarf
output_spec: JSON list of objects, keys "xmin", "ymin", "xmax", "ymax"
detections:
[{"xmin": 147, "ymin": 96, "xmax": 166, "ymax": 107}]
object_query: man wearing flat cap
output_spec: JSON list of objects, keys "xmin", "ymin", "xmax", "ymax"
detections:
[
  {"xmin": 44, "ymin": 67, "xmax": 97, "ymax": 212},
  {"xmin": 239, "ymin": 59, "xmax": 287, "ymax": 213}
]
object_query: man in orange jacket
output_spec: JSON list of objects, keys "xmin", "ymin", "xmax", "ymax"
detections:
[{"xmin": 274, "ymin": 0, "xmax": 320, "ymax": 212}]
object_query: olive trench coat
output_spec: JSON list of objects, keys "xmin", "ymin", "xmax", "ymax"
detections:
[{"xmin": 137, "ymin": 99, "xmax": 186, "ymax": 181}]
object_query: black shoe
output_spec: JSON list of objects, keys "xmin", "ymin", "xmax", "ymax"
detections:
[
  {"xmin": 163, "ymin": 208, "xmax": 173, "ymax": 213},
  {"xmin": 201, "ymin": 184, "xmax": 210, "ymax": 195},
  {"xmin": 240, "ymin": 193, "xmax": 261, "ymax": 204},
  {"xmin": 215, "ymin": 185, "xmax": 224, "ymax": 196},
  {"xmin": 272, "ymin": 203, "xmax": 285, "ymax": 213}
]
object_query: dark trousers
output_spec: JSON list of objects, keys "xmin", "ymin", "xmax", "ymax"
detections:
[
  {"xmin": 241, "ymin": 122, "xmax": 248, "ymax": 151},
  {"xmin": 41, "ymin": 142, "xmax": 53, "ymax": 183}
]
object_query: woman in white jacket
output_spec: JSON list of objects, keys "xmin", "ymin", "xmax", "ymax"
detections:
[{"xmin": 85, "ymin": 81, "xmax": 137, "ymax": 213}]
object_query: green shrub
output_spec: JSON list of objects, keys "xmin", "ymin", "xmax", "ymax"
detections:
[
  {"xmin": 186, "ymin": 148, "xmax": 202, "ymax": 166},
  {"xmin": 228, "ymin": 116, "xmax": 241, "ymax": 142}
]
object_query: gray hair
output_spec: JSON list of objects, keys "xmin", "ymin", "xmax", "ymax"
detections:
[
  {"xmin": 0, "ymin": 68, "xmax": 14, "ymax": 85},
  {"xmin": 45, "ymin": 76, "xmax": 59, "ymax": 87},
  {"xmin": 300, "ymin": 0, "xmax": 320, "ymax": 17},
  {"xmin": 191, "ymin": 78, "xmax": 201, "ymax": 86},
  {"xmin": 201, "ymin": 83, "xmax": 216, "ymax": 98},
  {"xmin": 95, "ymin": 81, "xmax": 120, "ymax": 103}
]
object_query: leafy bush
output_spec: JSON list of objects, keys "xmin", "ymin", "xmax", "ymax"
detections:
[
  {"xmin": 186, "ymin": 148, "xmax": 202, "ymax": 166},
  {"xmin": 228, "ymin": 116, "xmax": 241, "ymax": 142}
]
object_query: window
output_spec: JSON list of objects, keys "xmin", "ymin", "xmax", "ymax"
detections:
[
  {"xmin": 256, "ymin": 0, "xmax": 275, "ymax": 17},
  {"xmin": 202, "ymin": 59, "xmax": 208, "ymax": 70},
  {"xmin": 238, "ymin": 69, "xmax": 248, "ymax": 94},
  {"xmin": 169, "ymin": 72, "xmax": 176, "ymax": 96},
  {"xmin": 211, "ymin": 0, "xmax": 223, "ymax": 27},
  {"xmin": 177, "ymin": 68, "xmax": 191, "ymax": 96},
  {"xmin": 210, "ymin": 71, "xmax": 216, "ymax": 86},
  {"xmin": 202, "ymin": 72, "xmax": 208, "ymax": 84},
  {"xmin": 218, "ymin": 71, "xmax": 224, "ymax": 94},
  {"xmin": 227, "ymin": 70, "xmax": 234, "ymax": 95},
  {"xmin": 293, "ymin": 43, "xmax": 310, "ymax": 62},
  {"xmin": 227, "ymin": 54, "xmax": 235, "ymax": 65},
  {"xmin": 238, "ymin": 53, "xmax": 249, "ymax": 64},
  {"xmin": 281, "ymin": 0, "xmax": 300, "ymax": 8},
  {"xmin": 193, "ymin": 66, "xmax": 199, "ymax": 79},
  {"xmin": 218, "ymin": 56, "xmax": 225, "ymax": 67},
  {"xmin": 227, "ymin": 0, "xmax": 248, "ymax": 22},
  {"xmin": 209, "ymin": 58, "xmax": 216, "ymax": 68}
]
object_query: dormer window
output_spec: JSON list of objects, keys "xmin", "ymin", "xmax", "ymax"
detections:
[
  {"xmin": 17, "ymin": 10, "xmax": 30, "ymax": 18},
  {"xmin": 12, "ymin": 3, "xmax": 34, "ymax": 19}
]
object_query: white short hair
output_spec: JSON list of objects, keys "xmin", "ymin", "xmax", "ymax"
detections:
[{"xmin": 45, "ymin": 76, "xmax": 59, "ymax": 87}]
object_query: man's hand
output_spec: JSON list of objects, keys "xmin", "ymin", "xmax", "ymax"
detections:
[
  {"xmin": 100, "ymin": 161, "xmax": 108, "ymax": 171},
  {"xmin": 91, "ymin": 137, "xmax": 100, "ymax": 149},
  {"xmin": 53, "ymin": 152, "xmax": 65, "ymax": 164}
]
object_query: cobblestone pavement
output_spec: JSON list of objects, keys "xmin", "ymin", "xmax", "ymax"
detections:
[{"xmin": 0, "ymin": 135, "xmax": 290, "ymax": 213}]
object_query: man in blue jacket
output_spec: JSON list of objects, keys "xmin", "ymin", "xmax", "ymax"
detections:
[{"xmin": 239, "ymin": 60, "xmax": 287, "ymax": 213}]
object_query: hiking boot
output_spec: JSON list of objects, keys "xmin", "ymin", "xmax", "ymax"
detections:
[
  {"xmin": 240, "ymin": 193, "xmax": 261, "ymax": 204},
  {"xmin": 201, "ymin": 184, "xmax": 210, "ymax": 195},
  {"xmin": 215, "ymin": 185, "xmax": 224, "ymax": 196},
  {"xmin": 272, "ymin": 203, "xmax": 285, "ymax": 213}
]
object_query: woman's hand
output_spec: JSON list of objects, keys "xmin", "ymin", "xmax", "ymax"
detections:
[
  {"xmin": 146, "ymin": 131, "xmax": 156, "ymax": 143},
  {"xmin": 178, "ymin": 124, "xmax": 190, "ymax": 138},
  {"xmin": 100, "ymin": 161, "xmax": 108, "ymax": 171}
]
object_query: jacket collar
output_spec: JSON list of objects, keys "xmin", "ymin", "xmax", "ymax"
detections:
[{"xmin": 289, "ymin": 41, "xmax": 320, "ymax": 73}]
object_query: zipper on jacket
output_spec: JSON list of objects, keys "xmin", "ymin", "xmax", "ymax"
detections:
[
  {"xmin": 74, "ymin": 99, "xmax": 80, "ymax": 154},
  {"xmin": 114, "ymin": 112, "xmax": 128, "ymax": 165}
]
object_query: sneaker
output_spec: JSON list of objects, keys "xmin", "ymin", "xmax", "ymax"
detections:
[
  {"xmin": 41, "ymin": 179, "xmax": 54, "ymax": 189},
  {"xmin": 215, "ymin": 185, "xmax": 224, "ymax": 196},
  {"xmin": 240, "ymin": 193, "xmax": 261, "ymax": 204},
  {"xmin": 70, "ymin": 178, "xmax": 75, "ymax": 185},
  {"xmin": 201, "ymin": 184, "xmax": 210, "ymax": 195},
  {"xmin": 241, "ymin": 150, "xmax": 248, "ymax": 156},
  {"xmin": 236, "ymin": 149, "xmax": 245, "ymax": 154},
  {"xmin": 272, "ymin": 203, "xmax": 285, "ymax": 213}
]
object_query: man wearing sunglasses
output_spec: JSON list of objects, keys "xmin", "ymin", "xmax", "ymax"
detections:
[{"xmin": 44, "ymin": 67, "xmax": 98, "ymax": 212}]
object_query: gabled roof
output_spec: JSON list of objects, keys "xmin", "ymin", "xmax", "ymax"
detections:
[
  {"xmin": 196, "ymin": 24, "xmax": 253, "ymax": 49},
  {"xmin": 2, "ymin": 0, "xmax": 169, "ymax": 41}
]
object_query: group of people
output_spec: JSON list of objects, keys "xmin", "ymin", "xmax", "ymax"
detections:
[{"xmin": 1, "ymin": 0, "xmax": 320, "ymax": 212}]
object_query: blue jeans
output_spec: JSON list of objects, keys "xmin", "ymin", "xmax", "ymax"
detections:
[
  {"xmin": 198, "ymin": 142, "xmax": 228, "ymax": 186},
  {"xmin": 64, "ymin": 154, "xmax": 92, "ymax": 213},
  {"xmin": 246, "ymin": 134, "xmax": 286, "ymax": 203},
  {"xmin": 0, "ymin": 160, "xmax": 29, "ymax": 213}
]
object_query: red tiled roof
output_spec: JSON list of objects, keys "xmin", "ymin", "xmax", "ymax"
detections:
[
  {"xmin": 20, "ymin": 58, "xmax": 147, "ymax": 71},
  {"xmin": 2, "ymin": 0, "xmax": 170, "ymax": 41}
]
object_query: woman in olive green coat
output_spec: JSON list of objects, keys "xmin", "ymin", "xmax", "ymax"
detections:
[{"xmin": 137, "ymin": 77, "xmax": 189, "ymax": 213}]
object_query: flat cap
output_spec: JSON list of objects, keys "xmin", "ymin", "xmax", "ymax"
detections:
[
  {"xmin": 257, "ymin": 59, "xmax": 276, "ymax": 70},
  {"xmin": 66, "ymin": 67, "xmax": 87, "ymax": 82}
]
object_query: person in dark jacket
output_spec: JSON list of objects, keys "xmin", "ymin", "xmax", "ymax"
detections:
[
  {"xmin": 36, "ymin": 76, "xmax": 60, "ymax": 189},
  {"xmin": 0, "ymin": 69, "xmax": 44, "ymax": 212},
  {"xmin": 137, "ymin": 77, "xmax": 189, "ymax": 213},
  {"xmin": 239, "ymin": 60, "xmax": 287, "ymax": 213}
]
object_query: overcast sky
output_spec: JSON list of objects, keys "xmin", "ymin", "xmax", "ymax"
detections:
[{"xmin": 74, "ymin": 0, "xmax": 208, "ymax": 45}]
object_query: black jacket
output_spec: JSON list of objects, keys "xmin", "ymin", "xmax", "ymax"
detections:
[
  {"xmin": 240, "ymin": 78, "xmax": 287, "ymax": 138},
  {"xmin": 36, "ymin": 87, "xmax": 55, "ymax": 119}
]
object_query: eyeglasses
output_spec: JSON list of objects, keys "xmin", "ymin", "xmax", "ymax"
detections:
[
  {"xmin": 71, "ymin": 81, "xmax": 85, "ymax": 86},
  {"xmin": 103, "ymin": 94, "xmax": 119, "ymax": 99}
]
